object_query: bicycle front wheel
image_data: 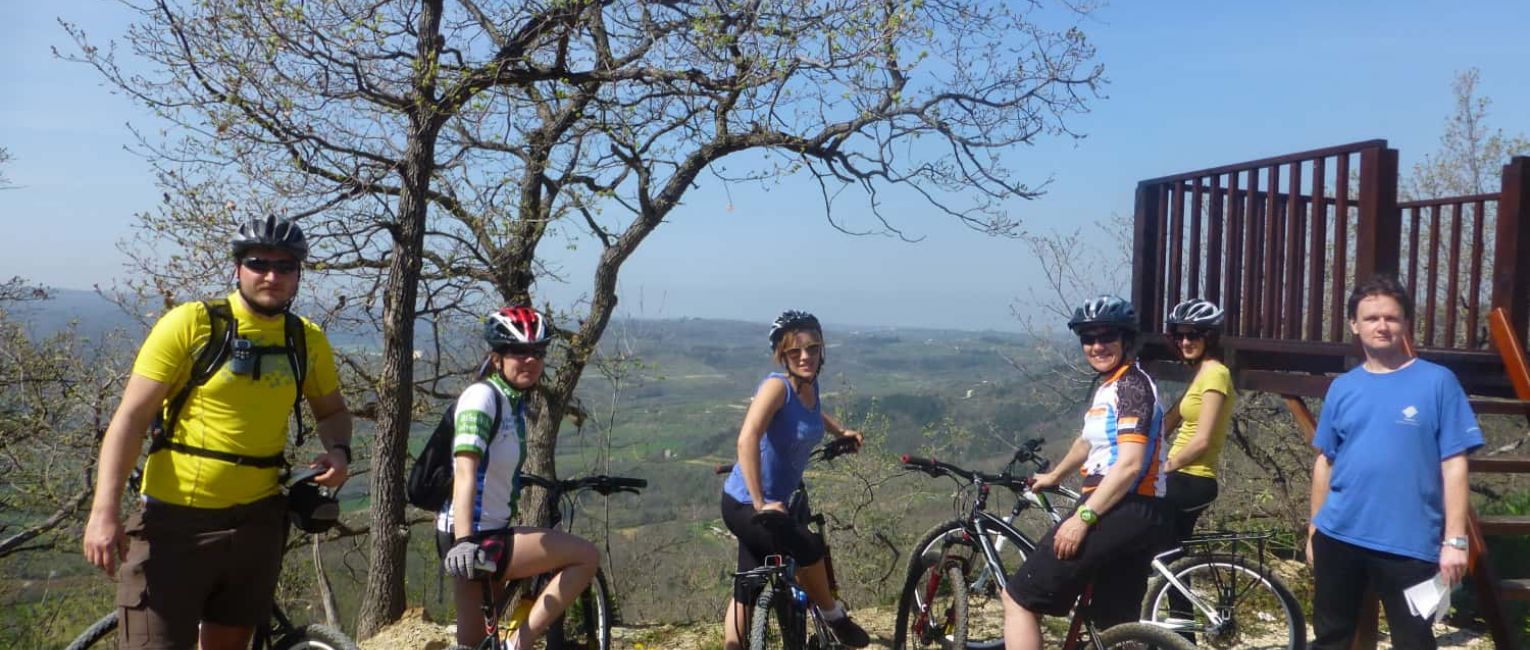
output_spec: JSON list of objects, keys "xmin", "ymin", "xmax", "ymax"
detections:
[
  {"xmin": 273, "ymin": 623, "xmax": 359, "ymax": 650},
  {"xmin": 894, "ymin": 558, "xmax": 968, "ymax": 649},
  {"xmin": 545, "ymin": 567, "xmax": 612, "ymax": 650},
  {"xmin": 1094, "ymin": 622, "xmax": 1198, "ymax": 649},
  {"xmin": 65, "ymin": 611, "xmax": 118, "ymax": 650},
  {"xmin": 894, "ymin": 519, "xmax": 1032, "ymax": 650},
  {"xmin": 750, "ymin": 582, "xmax": 807, "ymax": 650},
  {"xmin": 1139, "ymin": 553, "xmax": 1304, "ymax": 650}
]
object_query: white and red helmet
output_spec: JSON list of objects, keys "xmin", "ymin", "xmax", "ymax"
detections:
[{"xmin": 484, "ymin": 306, "xmax": 551, "ymax": 347}]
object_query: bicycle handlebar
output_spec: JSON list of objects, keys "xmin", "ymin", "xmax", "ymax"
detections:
[
  {"xmin": 900, "ymin": 453, "xmax": 1031, "ymax": 491},
  {"xmin": 518, "ymin": 473, "xmax": 648, "ymax": 497},
  {"xmin": 714, "ymin": 437, "xmax": 862, "ymax": 476}
]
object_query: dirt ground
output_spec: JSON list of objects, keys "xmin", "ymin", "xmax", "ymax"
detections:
[{"xmin": 359, "ymin": 604, "xmax": 1494, "ymax": 649}]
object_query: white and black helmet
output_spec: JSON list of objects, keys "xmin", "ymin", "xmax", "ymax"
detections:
[
  {"xmin": 231, "ymin": 215, "xmax": 309, "ymax": 261},
  {"xmin": 768, "ymin": 310, "xmax": 822, "ymax": 351},
  {"xmin": 485, "ymin": 305, "xmax": 551, "ymax": 347},
  {"xmin": 1166, "ymin": 298, "xmax": 1224, "ymax": 330},
  {"xmin": 1067, "ymin": 295, "xmax": 1139, "ymax": 333}
]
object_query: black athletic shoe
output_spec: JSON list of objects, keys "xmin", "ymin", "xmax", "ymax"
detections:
[{"xmin": 827, "ymin": 614, "xmax": 870, "ymax": 648}]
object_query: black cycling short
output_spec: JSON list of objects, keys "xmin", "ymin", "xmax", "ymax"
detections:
[
  {"xmin": 720, "ymin": 492, "xmax": 826, "ymax": 604},
  {"xmin": 1005, "ymin": 494, "xmax": 1172, "ymax": 628},
  {"xmin": 1164, "ymin": 472, "xmax": 1218, "ymax": 541}
]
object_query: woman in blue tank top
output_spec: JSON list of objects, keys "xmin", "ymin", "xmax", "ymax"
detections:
[{"xmin": 719, "ymin": 311, "xmax": 869, "ymax": 650}]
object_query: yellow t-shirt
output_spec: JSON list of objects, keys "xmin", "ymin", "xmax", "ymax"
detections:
[
  {"xmin": 133, "ymin": 293, "xmax": 341, "ymax": 508},
  {"xmin": 1168, "ymin": 361, "xmax": 1235, "ymax": 479}
]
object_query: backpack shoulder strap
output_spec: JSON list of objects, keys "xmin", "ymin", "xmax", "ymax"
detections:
[
  {"xmin": 156, "ymin": 300, "xmax": 236, "ymax": 442},
  {"xmin": 490, "ymin": 381, "xmax": 505, "ymax": 438},
  {"xmin": 284, "ymin": 313, "xmax": 310, "ymax": 447}
]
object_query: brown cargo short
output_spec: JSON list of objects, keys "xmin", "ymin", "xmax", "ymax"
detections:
[{"xmin": 115, "ymin": 495, "xmax": 287, "ymax": 649}]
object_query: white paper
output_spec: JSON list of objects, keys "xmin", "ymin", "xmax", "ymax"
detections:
[{"xmin": 1402, "ymin": 573, "xmax": 1450, "ymax": 622}]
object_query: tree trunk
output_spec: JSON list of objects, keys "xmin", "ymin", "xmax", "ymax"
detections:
[{"xmin": 354, "ymin": 0, "xmax": 444, "ymax": 638}]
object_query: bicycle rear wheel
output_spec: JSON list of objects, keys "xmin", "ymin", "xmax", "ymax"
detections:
[
  {"xmin": 749, "ymin": 582, "xmax": 807, "ymax": 650},
  {"xmin": 65, "ymin": 611, "xmax": 118, "ymax": 650},
  {"xmin": 545, "ymin": 567, "xmax": 612, "ymax": 650},
  {"xmin": 1094, "ymin": 622, "xmax": 1198, "ymax": 649},
  {"xmin": 1139, "ymin": 553, "xmax": 1304, "ymax": 650},
  {"xmin": 894, "ymin": 519, "xmax": 1032, "ymax": 650},
  {"xmin": 273, "ymin": 623, "xmax": 359, "ymax": 650}
]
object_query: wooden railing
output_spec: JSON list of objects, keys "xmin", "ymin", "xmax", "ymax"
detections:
[
  {"xmin": 1398, "ymin": 193, "xmax": 1500, "ymax": 349},
  {"xmin": 1133, "ymin": 148, "xmax": 1530, "ymax": 353},
  {"xmin": 1131, "ymin": 140, "xmax": 1399, "ymax": 344}
]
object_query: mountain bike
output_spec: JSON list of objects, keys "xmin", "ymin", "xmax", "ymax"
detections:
[
  {"xmin": 1138, "ymin": 530, "xmax": 1304, "ymax": 650},
  {"xmin": 718, "ymin": 437, "xmax": 861, "ymax": 650},
  {"xmin": 66, "ymin": 604, "xmax": 354, "ymax": 650},
  {"xmin": 897, "ymin": 454, "xmax": 1192, "ymax": 650},
  {"xmin": 893, "ymin": 440, "xmax": 1079, "ymax": 649},
  {"xmin": 66, "ymin": 468, "xmax": 355, "ymax": 650},
  {"xmin": 468, "ymin": 472, "xmax": 647, "ymax": 650}
]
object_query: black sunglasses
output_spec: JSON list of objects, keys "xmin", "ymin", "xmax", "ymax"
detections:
[
  {"xmin": 1169, "ymin": 330, "xmax": 1206, "ymax": 342},
  {"xmin": 496, "ymin": 343, "xmax": 549, "ymax": 359},
  {"xmin": 1078, "ymin": 331, "xmax": 1122, "ymax": 346},
  {"xmin": 241, "ymin": 257, "xmax": 301, "ymax": 275}
]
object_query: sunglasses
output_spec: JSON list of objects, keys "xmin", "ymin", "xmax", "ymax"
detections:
[
  {"xmin": 241, "ymin": 257, "xmax": 301, "ymax": 275},
  {"xmin": 784, "ymin": 344, "xmax": 823, "ymax": 358},
  {"xmin": 1169, "ymin": 330, "xmax": 1206, "ymax": 342},
  {"xmin": 496, "ymin": 343, "xmax": 549, "ymax": 359},
  {"xmin": 1078, "ymin": 331, "xmax": 1122, "ymax": 346}
]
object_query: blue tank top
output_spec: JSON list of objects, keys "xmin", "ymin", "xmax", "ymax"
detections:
[{"xmin": 723, "ymin": 373, "xmax": 825, "ymax": 504}]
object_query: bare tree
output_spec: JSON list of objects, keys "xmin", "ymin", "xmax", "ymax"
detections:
[
  {"xmin": 0, "ymin": 279, "xmax": 131, "ymax": 559},
  {"xmin": 0, "ymin": 147, "xmax": 13, "ymax": 189},
  {"xmin": 64, "ymin": 0, "xmax": 1104, "ymax": 634}
]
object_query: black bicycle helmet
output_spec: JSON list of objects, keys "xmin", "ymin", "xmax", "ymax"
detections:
[
  {"xmin": 1166, "ymin": 298, "xmax": 1225, "ymax": 330},
  {"xmin": 231, "ymin": 215, "xmax": 309, "ymax": 261},
  {"xmin": 768, "ymin": 310, "xmax": 822, "ymax": 351},
  {"xmin": 1067, "ymin": 295, "xmax": 1139, "ymax": 333},
  {"xmin": 286, "ymin": 478, "xmax": 339, "ymax": 534}
]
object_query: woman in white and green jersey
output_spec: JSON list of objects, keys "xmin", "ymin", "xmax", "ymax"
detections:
[{"xmin": 436, "ymin": 306, "xmax": 599, "ymax": 650}]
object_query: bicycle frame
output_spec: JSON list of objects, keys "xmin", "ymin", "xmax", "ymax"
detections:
[
  {"xmin": 1142, "ymin": 530, "xmax": 1275, "ymax": 634},
  {"xmin": 469, "ymin": 473, "xmax": 645, "ymax": 649}
]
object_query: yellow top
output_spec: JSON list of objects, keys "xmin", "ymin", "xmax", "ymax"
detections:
[
  {"xmin": 133, "ymin": 293, "xmax": 340, "ymax": 508},
  {"xmin": 1168, "ymin": 360, "xmax": 1234, "ymax": 479}
]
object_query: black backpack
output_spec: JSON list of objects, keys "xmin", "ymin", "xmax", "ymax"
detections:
[
  {"xmin": 147, "ymin": 298, "xmax": 308, "ymax": 468},
  {"xmin": 407, "ymin": 382, "xmax": 503, "ymax": 511}
]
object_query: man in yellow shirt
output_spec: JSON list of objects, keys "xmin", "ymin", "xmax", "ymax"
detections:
[{"xmin": 83, "ymin": 216, "xmax": 353, "ymax": 650}]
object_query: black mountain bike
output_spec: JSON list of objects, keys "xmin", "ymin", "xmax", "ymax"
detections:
[
  {"xmin": 467, "ymin": 473, "xmax": 647, "ymax": 650},
  {"xmin": 893, "ymin": 441, "xmax": 1077, "ymax": 650},
  {"xmin": 66, "ymin": 603, "xmax": 354, "ymax": 650},
  {"xmin": 718, "ymin": 437, "xmax": 860, "ymax": 650},
  {"xmin": 896, "ymin": 453, "xmax": 1193, "ymax": 650}
]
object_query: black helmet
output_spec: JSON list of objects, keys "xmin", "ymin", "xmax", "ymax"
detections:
[
  {"xmin": 232, "ymin": 215, "xmax": 309, "ymax": 261},
  {"xmin": 1067, "ymin": 295, "xmax": 1138, "ymax": 333},
  {"xmin": 286, "ymin": 473, "xmax": 339, "ymax": 534},
  {"xmin": 768, "ymin": 310, "xmax": 821, "ymax": 351},
  {"xmin": 1166, "ymin": 298, "xmax": 1225, "ymax": 330}
]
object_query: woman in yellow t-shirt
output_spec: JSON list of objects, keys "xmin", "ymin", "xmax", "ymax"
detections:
[{"xmin": 1160, "ymin": 298, "xmax": 1235, "ymax": 541}]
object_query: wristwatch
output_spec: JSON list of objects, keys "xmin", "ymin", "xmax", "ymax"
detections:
[
  {"xmin": 1077, "ymin": 505, "xmax": 1099, "ymax": 527},
  {"xmin": 1442, "ymin": 536, "xmax": 1468, "ymax": 550}
]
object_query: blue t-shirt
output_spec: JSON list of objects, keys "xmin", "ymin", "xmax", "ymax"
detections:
[
  {"xmin": 724, "ymin": 373, "xmax": 825, "ymax": 505},
  {"xmin": 1312, "ymin": 359, "xmax": 1483, "ymax": 562}
]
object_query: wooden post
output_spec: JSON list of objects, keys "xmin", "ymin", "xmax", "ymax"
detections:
[
  {"xmin": 1493, "ymin": 157, "xmax": 1530, "ymax": 348},
  {"xmin": 1354, "ymin": 146, "xmax": 1400, "ymax": 282},
  {"xmin": 1133, "ymin": 183, "xmax": 1165, "ymax": 334}
]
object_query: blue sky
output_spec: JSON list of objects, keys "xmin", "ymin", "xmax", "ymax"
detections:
[{"xmin": 3, "ymin": 1, "xmax": 1528, "ymax": 330}]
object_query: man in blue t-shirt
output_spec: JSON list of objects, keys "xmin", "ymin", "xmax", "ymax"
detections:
[{"xmin": 1308, "ymin": 275, "xmax": 1483, "ymax": 650}]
